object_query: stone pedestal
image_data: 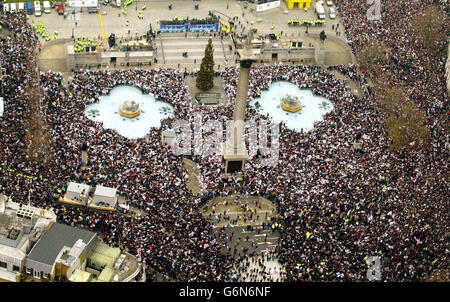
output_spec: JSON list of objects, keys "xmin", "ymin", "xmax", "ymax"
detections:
[
  {"xmin": 81, "ymin": 143, "xmax": 88, "ymax": 169},
  {"xmin": 161, "ymin": 129, "xmax": 176, "ymax": 146},
  {"xmin": 81, "ymin": 151, "xmax": 88, "ymax": 167},
  {"xmin": 223, "ymin": 121, "xmax": 249, "ymax": 174}
]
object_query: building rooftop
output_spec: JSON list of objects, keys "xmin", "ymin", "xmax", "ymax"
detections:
[
  {"xmin": 0, "ymin": 211, "xmax": 35, "ymax": 250},
  {"xmin": 69, "ymin": 269, "xmax": 92, "ymax": 282},
  {"xmin": 98, "ymin": 266, "xmax": 115, "ymax": 282},
  {"xmin": 66, "ymin": 239, "xmax": 88, "ymax": 265},
  {"xmin": 0, "ymin": 213, "xmax": 33, "ymax": 240},
  {"xmin": 88, "ymin": 242, "xmax": 121, "ymax": 269},
  {"xmin": 0, "ymin": 196, "xmax": 56, "ymax": 250},
  {"xmin": 87, "ymin": 242, "xmax": 140, "ymax": 282},
  {"xmin": 27, "ymin": 223, "xmax": 96, "ymax": 266}
]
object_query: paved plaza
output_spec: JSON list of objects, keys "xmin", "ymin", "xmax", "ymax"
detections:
[
  {"xmin": 34, "ymin": 0, "xmax": 353, "ymax": 72},
  {"xmin": 30, "ymin": 0, "xmax": 348, "ymax": 42},
  {"xmin": 3, "ymin": 0, "xmax": 447, "ymax": 286},
  {"xmin": 8, "ymin": 1, "xmax": 356, "ymax": 283}
]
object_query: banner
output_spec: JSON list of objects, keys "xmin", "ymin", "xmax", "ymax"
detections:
[{"xmin": 256, "ymin": 0, "xmax": 280, "ymax": 12}]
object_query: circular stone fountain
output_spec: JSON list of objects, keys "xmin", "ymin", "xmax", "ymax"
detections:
[
  {"xmin": 248, "ymin": 81, "xmax": 334, "ymax": 132},
  {"xmin": 85, "ymin": 85, "xmax": 174, "ymax": 139},
  {"xmin": 119, "ymin": 98, "xmax": 141, "ymax": 118},
  {"xmin": 281, "ymin": 94, "xmax": 302, "ymax": 113}
]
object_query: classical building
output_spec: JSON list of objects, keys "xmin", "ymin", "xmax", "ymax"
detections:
[
  {"xmin": 25, "ymin": 222, "xmax": 142, "ymax": 282},
  {"xmin": 0, "ymin": 194, "xmax": 56, "ymax": 282},
  {"xmin": 235, "ymin": 36, "xmax": 316, "ymax": 65},
  {"xmin": 0, "ymin": 194, "xmax": 141, "ymax": 282},
  {"xmin": 25, "ymin": 222, "xmax": 98, "ymax": 280},
  {"xmin": 67, "ymin": 47, "xmax": 154, "ymax": 71}
]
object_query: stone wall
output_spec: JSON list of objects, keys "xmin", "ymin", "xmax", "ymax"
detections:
[{"xmin": 66, "ymin": 45, "xmax": 154, "ymax": 71}]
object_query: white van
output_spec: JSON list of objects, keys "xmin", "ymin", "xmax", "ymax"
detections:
[
  {"xmin": 43, "ymin": 1, "xmax": 51, "ymax": 13},
  {"xmin": 10, "ymin": 3, "xmax": 17, "ymax": 12},
  {"xmin": 315, "ymin": 2, "xmax": 326, "ymax": 19},
  {"xmin": 115, "ymin": 0, "xmax": 121, "ymax": 7},
  {"xmin": 19, "ymin": 3, "xmax": 26, "ymax": 11},
  {"xmin": 3, "ymin": 3, "xmax": 10, "ymax": 13},
  {"xmin": 34, "ymin": 1, "xmax": 42, "ymax": 16}
]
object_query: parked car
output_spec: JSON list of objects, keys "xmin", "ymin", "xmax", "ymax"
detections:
[
  {"xmin": 10, "ymin": 3, "xmax": 17, "ymax": 12},
  {"xmin": 57, "ymin": 3, "xmax": 64, "ymax": 15},
  {"xmin": 18, "ymin": 2, "xmax": 25, "ymax": 11},
  {"xmin": 27, "ymin": 2, "xmax": 33, "ymax": 14},
  {"xmin": 34, "ymin": 1, "xmax": 41, "ymax": 16},
  {"xmin": 3, "ymin": 3, "xmax": 9, "ymax": 13},
  {"xmin": 43, "ymin": 1, "xmax": 51, "ymax": 13},
  {"xmin": 329, "ymin": 7, "xmax": 336, "ymax": 19},
  {"xmin": 326, "ymin": 0, "xmax": 333, "ymax": 6}
]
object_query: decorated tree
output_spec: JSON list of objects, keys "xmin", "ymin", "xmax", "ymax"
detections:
[{"xmin": 196, "ymin": 38, "xmax": 215, "ymax": 91}]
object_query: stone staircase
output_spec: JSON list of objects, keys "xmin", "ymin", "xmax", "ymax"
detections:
[{"xmin": 156, "ymin": 35, "xmax": 234, "ymax": 68}]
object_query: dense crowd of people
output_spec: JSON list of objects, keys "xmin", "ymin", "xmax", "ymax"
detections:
[
  {"xmin": 1, "ymin": 12, "xmax": 231, "ymax": 281},
  {"xmin": 0, "ymin": 1, "xmax": 448, "ymax": 282}
]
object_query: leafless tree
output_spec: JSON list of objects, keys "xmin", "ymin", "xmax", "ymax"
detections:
[
  {"xmin": 23, "ymin": 68, "xmax": 54, "ymax": 165},
  {"xmin": 410, "ymin": 5, "xmax": 447, "ymax": 57}
]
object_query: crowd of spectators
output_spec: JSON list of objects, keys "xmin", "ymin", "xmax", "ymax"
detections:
[{"xmin": 0, "ymin": 2, "xmax": 448, "ymax": 282}]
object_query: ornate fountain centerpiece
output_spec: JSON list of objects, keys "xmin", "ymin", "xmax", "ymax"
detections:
[
  {"xmin": 281, "ymin": 93, "xmax": 302, "ymax": 113},
  {"xmin": 119, "ymin": 97, "xmax": 141, "ymax": 118}
]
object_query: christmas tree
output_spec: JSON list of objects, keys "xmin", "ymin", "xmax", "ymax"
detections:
[{"xmin": 196, "ymin": 38, "xmax": 215, "ymax": 91}]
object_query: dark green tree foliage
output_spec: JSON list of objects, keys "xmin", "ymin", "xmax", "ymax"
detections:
[{"xmin": 196, "ymin": 38, "xmax": 215, "ymax": 91}]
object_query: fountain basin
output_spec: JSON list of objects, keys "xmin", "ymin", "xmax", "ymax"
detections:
[
  {"xmin": 85, "ymin": 85, "xmax": 174, "ymax": 139},
  {"xmin": 248, "ymin": 81, "xmax": 334, "ymax": 132}
]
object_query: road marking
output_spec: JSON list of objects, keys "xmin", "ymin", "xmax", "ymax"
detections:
[{"xmin": 98, "ymin": 12, "xmax": 106, "ymax": 39}]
